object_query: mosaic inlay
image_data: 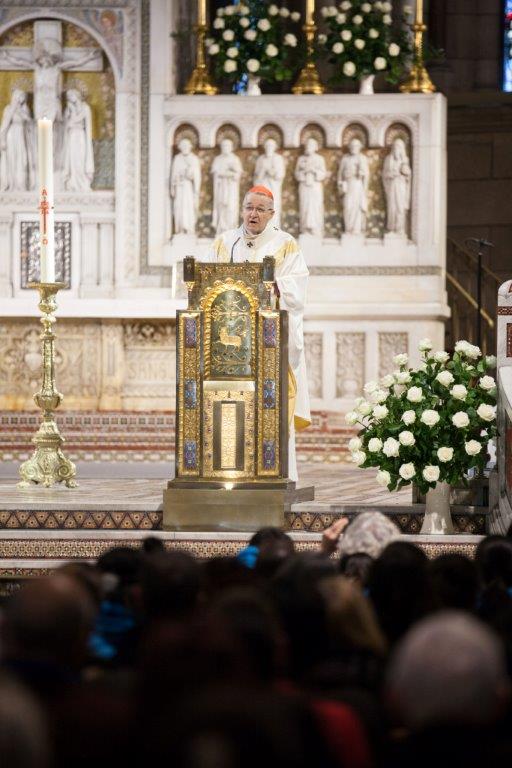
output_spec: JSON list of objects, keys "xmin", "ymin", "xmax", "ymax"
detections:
[
  {"xmin": 263, "ymin": 379, "xmax": 276, "ymax": 409},
  {"xmin": 263, "ymin": 439, "xmax": 276, "ymax": 470},
  {"xmin": 184, "ymin": 318, "xmax": 197, "ymax": 348},
  {"xmin": 183, "ymin": 439, "xmax": 197, "ymax": 470},
  {"xmin": 263, "ymin": 317, "xmax": 277, "ymax": 348},
  {"xmin": 184, "ymin": 379, "xmax": 197, "ymax": 409}
]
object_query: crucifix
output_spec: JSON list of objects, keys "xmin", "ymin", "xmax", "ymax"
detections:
[{"xmin": 0, "ymin": 19, "xmax": 103, "ymax": 122}]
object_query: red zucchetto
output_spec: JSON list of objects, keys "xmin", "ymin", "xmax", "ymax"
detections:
[{"xmin": 247, "ymin": 185, "xmax": 274, "ymax": 200}]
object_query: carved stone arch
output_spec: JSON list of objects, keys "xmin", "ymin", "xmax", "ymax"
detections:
[
  {"xmin": 257, "ymin": 123, "xmax": 284, "ymax": 150},
  {"xmin": 384, "ymin": 121, "xmax": 413, "ymax": 151},
  {"xmin": 215, "ymin": 123, "xmax": 242, "ymax": 150},
  {"xmin": 172, "ymin": 122, "xmax": 200, "ymax": 151},
  {"xmin": 342, "ymin": 122, "xmax": 369, "ymax": 149},
  {"xmin": 299, "ymin": 122, "xmax": 327, "ymax": 149}
]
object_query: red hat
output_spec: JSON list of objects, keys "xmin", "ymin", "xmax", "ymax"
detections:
[{"xmin": 247, "ymin": 185, "xmax": 274, "ymax": 200}]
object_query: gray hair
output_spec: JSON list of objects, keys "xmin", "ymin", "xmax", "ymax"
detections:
[{"xmin": 339, "ymin": 511, "xmax": 400, "ymax": 559}]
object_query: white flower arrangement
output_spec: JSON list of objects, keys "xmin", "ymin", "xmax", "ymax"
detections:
[
  {"xmin": 346, "ymin": 339, "xmax": 498, "ymax": 494},
  {"xmin": 208, "ymin": 2, "xmax": 301, "ymax": 89},
  {"xmin": 321, "ymin": 0, "xmax": 411, "ymax": 84}
]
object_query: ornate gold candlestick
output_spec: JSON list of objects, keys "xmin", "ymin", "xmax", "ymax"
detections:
[
  {"xmin": 185, "ymin": 0, "xmax": 218, "ymax": 95},
  {"xmin": 400, "ymin": 0, "xmax": 435, "ymax": 93},
  {"xmin": 18, "ymin": 282, "xmax": 77, "ymax": 488},
  {"xmin": 292, "ymin": 0, "xmax": 324, "ymax": 94}
]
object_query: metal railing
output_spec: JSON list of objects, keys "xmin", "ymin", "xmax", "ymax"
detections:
[{"xmin": 445, "ymin": 238, "xmax": 501, "ymax": 355}]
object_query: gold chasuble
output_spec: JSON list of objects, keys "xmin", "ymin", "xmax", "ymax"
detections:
[{"xmin": 207, "ymin": 223, "xmax": 311, "ymax": 482}]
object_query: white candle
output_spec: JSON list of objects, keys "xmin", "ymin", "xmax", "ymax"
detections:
[{"xmin": 37, "ymin": 118, "xmax": 55, "ymax": 283}]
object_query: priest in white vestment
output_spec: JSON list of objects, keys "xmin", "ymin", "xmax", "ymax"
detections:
[{"xmin": 206, "ymin": 185, "xmax": 311, "ymax": 482}]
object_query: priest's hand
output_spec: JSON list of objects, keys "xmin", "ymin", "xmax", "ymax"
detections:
[{"xmin": 321, "ymin": 517, "xmax": 349, "ymax": 555}]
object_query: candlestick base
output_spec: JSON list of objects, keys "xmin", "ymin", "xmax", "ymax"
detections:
[
  {"xmin": 399, "ymin": 63, "xmax": 436, "ymax": 94},
  {"xmin": 17, "ymin": 281, "xmax": 78, "ymax": 489},
  {"xmin": 185, "ymin": 24, "xmax": 218, "ymax": 95},
  {"xmin": 292, "ymin": 24, "xmax": 325, "ymax": 95}
]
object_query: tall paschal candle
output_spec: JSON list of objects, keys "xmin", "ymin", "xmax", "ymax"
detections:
[{"xmin": 37, "ymin": 118, "xmax": 55, "ymax": 283}]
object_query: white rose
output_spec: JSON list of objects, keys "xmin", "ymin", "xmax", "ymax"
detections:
[
  {"xmin": 454, "ymin": 340, "xmax": 470, "ymax": 355},
  {"xmin": 369, "ymin": 28, "xmax": 379, "ymax": 38},
  {"xmin": 357, "ymin": 400, "xmax": 373, "ymax": 416},
  {"xmin": 370, "ymin": 389, "xmax": 388, "ymax": 404},
  {"xmin": 284, "ymin": 33, "xmax": 297, "ymax": 46},
  {"xmin": 317, "ymin": 33, "xmax": 327, "ymax": 44},
  {"xmin": 336, "ymin": 13, "xmax": 347, "ymax": 23},
  {"xmin": 423, "ymin": 465, "xmax": 440, "ymax": 483},
  {"xmin": 382, "ymin": 1, "xmax": 393, "ymax": 10},
  {"xmin": 348, "ymin": 437, "xmax": 362, "ymax": 452},
  {"xmin": 374, "ymin": 56, "xmax": 387, "ymax": 70},
  {"xmin": 399, "ymin": 462, "xmax": 415, "ymax": 481},
  {"xmin": 433, "ymin": 351, "xmax": 450, "ymax": 364},
  {"xmin": 341, "ymin": 29, "xmax": 353, "ymax": 41},
  {"xmin": 406, "ymin": 386, "xmax": 423, "ymax": 403},
  {"xmin": 394, "ymin": 353, "xmax": 408, "ymax": 366},
  {"xmin": 351, "ymin": 450, "xmax": 366, "ymax": 466},
  {"xmin": 399, "ymin": 430, "xmax": 415, "ymax": 447},
  {"xmin": 437, "ymin": 447, "xmax": 454, "ymax": 463},
  {"xmin": 224, "ymin": 59, "xmax": 237, "ymax": 73},
  {"xmin": 418, "ymin": 337, "xmax": 433, "ymax": 352},
  {"xmin": 224, "ymin": 4, "xmax": 235, "ymax": 14},
  {"xmin": 368, "ymin": 437, "xmax": 383, "ymax": 452},
  {"xmin": 364, "ymin": 380, "xmax": 379, "ymax": 394},
  {"xmin": 265, "ymin": 43, "xmax": 279, "ymax": 57},
  {"xmin": 245, "ymin": 29, "xmax": 257, "ymax": 41},
  {"xmin": 465, "ymin": 440, "xmax": 482, "ymax": 456},
  {"xmin": 226, "ymin": 46, "xmax": 238, "ymax": 58},
  {"xmin": 477, "ymin": 403, "xmax": 496, "ymax": 422},
  {"xmin": 216, "ymin": 8, "xmax": 225, "ymax": 16},
  {"xmin": 257, "ymin": 18, "xmax": 271, "ymax": 31},
  {"xmin": 332, "ymin": 42, "xmax": 345, "ymax": 54},
  {"xmin": 280, "ymin": 7, "xmax": 290, "ymax": 17},
  {"xmin": 208, "ymin": 43, "xmax": 220, "ymax": 55},
  {"xmin": 343, "ymin": 61, "xmax": 357, "ymax": 76},
  {"xmin": 420, "ymin": 409, "xmax": 440, "ymax": 427},
  {"xmin": 239, "ymin": 4, "xmax": 250, "ymax": 14},
  {"xmin": 402, "ymin": 410, "xmax": 416, "ymax": 425},
  {"xmin": 246, "ymin": 57, "xmax": 260, "ymax": 71},
  {"xmin": 354, "ymin": 38, "xmax": 365, "ymax": 49},
  {"xmin": 452, "ymin": 411, "xmax": 470, "ymax": 428},
  {"xmin": 393, "ymin": 370, "xmax": 410, "ymax": 385},
  {"xmin": 436, "ymin": 370, "xmax": 454, "ymax": 387},
  {"xmin": 466, "ymin": 344, "xmax": 481, "ymax": 359},
  {"xmin": 362, "ymin": 2, "xmax": 372, "ymax": 11},
  {"xmin": 383, "ymin": 13, "xmax": 392, "ymax": 24},
  {"xmin": 485, "ymin": 355, "xmax": 497, "ymax": 368},
  {"xmin": 345, "ymin": 410, "xmax": 359, "ymax": 425},
  {"xmin": 373, "ymin": 404, "xmax": 389, "ymax": 420},
  {"xmin": 213, "ymin": 17, "xmax": 225, "ymax": 29},
  {"xmin": 340, "ymin": 0, "xmax": 352, "ymax": 9},
  {"xmin": 388, "ymin": 43, "xmax": 400, "ymax": 56},
  {"xmin": 376, "ymin": 469, "xmax": 391, "ymax": 487},
  {"xmin": 353, "ymin": 14, "xmax": 363, "ymax": 24},
  {"xmin": 450, "ymin": 384, "xmax": 467, "ymax": 400},
  {"xmin": 327, "ymin": 5, "xmax": 338, "ymax": 15},
  {"xmin": 239, "ymin": 17, "xmax": 250, "ymax": 27},
  {"xmin": 383, "ymin": 437, "xmax": 400, "ymax": 457},
  {"xmin": 381, "ymin": 374, "xmax": 395, "ymax": 388},
  {"xmin": 291, "ymin": 10, "xmax": 301, "ymax": 21},
  {"xmin": 223, "ymin": 29, "xmax": 235, "ymax": 40},
  {"xmin": 268, "ymin": 4, "xmax": 279, "ymax": 15},
  {"xmin": 479, "ymin": 375, "xmax": 495, "ymax": 391}
]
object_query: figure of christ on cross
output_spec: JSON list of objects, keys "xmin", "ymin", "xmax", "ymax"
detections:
[{"xmin": 0, "ymin": 20, "xmax": 102, "ymax": 122}]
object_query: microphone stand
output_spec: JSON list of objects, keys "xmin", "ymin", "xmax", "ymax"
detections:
[{"xmin": 464, "ymin": 237, "xmax": 494, "ymax": 349}]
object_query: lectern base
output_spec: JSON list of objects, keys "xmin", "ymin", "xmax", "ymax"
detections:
[{"xmin": 163, "ymin": 480, "xmax": 314, "ymax": 532}]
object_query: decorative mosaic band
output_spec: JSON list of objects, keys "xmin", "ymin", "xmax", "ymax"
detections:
[
  {"xmin": 508, "ymin": 323, "xmax": 512, "ymax": 358},
  {"xmin": 498, "ymin": 307, "xmax": 512, "ymax": 315},
  {"xmin": 257, "ymin": 311, "xmax": 280, "ymax": 476},
  {"xmin": 177, "ymin": 312, "xmax": 201, "ymax": 476}
]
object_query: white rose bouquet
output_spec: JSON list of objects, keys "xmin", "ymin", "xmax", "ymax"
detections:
[
  {"xmin": 320, "ymin": 0, "xmax": 411, "ymax": 85},
  {"xmin": 207, "ymin": 2, "xmax": 301, "ymax": 89},
  {"xmin": 346, "ymin": 339, "xmax": 497, "ymax": 495}
]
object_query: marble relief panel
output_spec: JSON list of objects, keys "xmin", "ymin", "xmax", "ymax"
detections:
[
  {"xmin": 123, "ymin": 321, "xmax": 176, "ymax": 400},
  {"xmin": 336, "ymin": 333, "xmax": 365, "ymax": 399},
  {"xmin": 304, "ymin": 332, "xmax": 322, "ymax": 399},
  {"xmin": 378, "ymin": 332, "xmax": 408, "ymax": 378}
]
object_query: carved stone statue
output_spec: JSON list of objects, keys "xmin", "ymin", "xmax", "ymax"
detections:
[
  {"xmin": 382, "ymin": 137, "xmax": 411, "ymax": 236},
  {"xmin": 295, "ymin": 137, "xmax": 327, "ymax": 237},
  {"xmin": 337, "ymin": 138, "xmax": 369, "ymax": 236},
  {"xmin": 211, "ymin": 138, "xmax": 243, "ymax": 234},
  {"xmin": 254, "ymin": 138, "xmax": 286, "ymax": 227},
  {"xmin": 61, "ymin": 89, "xmax": 94, "ymax": 192},
  {"xmin": 0, "ymin": 89, "xmax": 34, "ymax": 191},
  {"xmin": 170, "ymin": 138, "xmax": 201, "ymax": 235}
]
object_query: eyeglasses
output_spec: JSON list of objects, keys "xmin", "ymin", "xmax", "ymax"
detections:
[{"xmin": 243, "ymin": 205, "xmax": 273, "ymax": 214}]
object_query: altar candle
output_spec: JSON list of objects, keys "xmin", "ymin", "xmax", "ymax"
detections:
[
  {"xmin": 198, "ymin": 0, "xmax": 206, "ymax": 26},
  {"xmin": 416, "ymin": 0, "xmax": 423, "ymax": 24},
  {"xmin": 306, "ymin": 0, "xmax": 314, "ymax": 25},
  {"xmin": 37, "ymin": 118, "xmax": 55, "ymax": 283}
]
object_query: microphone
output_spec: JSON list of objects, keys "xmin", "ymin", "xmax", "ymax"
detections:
[
  {"xmin": 230, "ymin": 236, "xmax": 241, "ymax": 264},
  {"xmin": 464, "ymin": 237, "xmax": 494, "ymax": 248}
]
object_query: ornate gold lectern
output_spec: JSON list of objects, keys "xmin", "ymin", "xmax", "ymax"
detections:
[{"xmin": 163, "ymin": 257, "xmax": 298, "ymax": 531}]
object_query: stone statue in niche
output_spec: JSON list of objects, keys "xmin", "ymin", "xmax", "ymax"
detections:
[
  {"xmin": 170, "ymin": 138, "xmax": 201, "ymax": 235},
  {"xmin": 382, "ymin": 137, "xmax": 411, "ymax": 237},
  {"xmin": 337, "ymin": 138, "xmax": 369, "ymax": 236},
  {"xmin": 295, "ymin": 137, "xmax": 327, "ymax": 237},
  {"xmin": 0, "ymin": 89, "xmax": 35, "ymax": 191},
  {"xmin": 61, "ymin": 89, "xmax": 95, "ymax": 192},
  {"xmin": 254, "ymin": 138, "xmax": 286, "ymax": 227},
  {"xmin": 211, "ymin": 138, "xmax": 243, "ymax": 234}
]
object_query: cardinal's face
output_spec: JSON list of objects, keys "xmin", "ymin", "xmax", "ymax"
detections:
[{"xmin": 242, "ymin": 193, "xmax": 274, "ymax": 235}]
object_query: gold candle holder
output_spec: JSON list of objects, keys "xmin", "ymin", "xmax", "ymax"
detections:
[
  {"xmin": 292, "ymin": 0, "xmax": 325, "ymax": 96},
  {"xmin": 185, "ymin": 0, "xmax": 218, "ymax": 95},
  {"xmin": 18, "ymin": 282, "xmax": 77, "ymax": 489},
  {"xmin": 400, "ymin": 0, "xmax": 435, "ymax": 94}
]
